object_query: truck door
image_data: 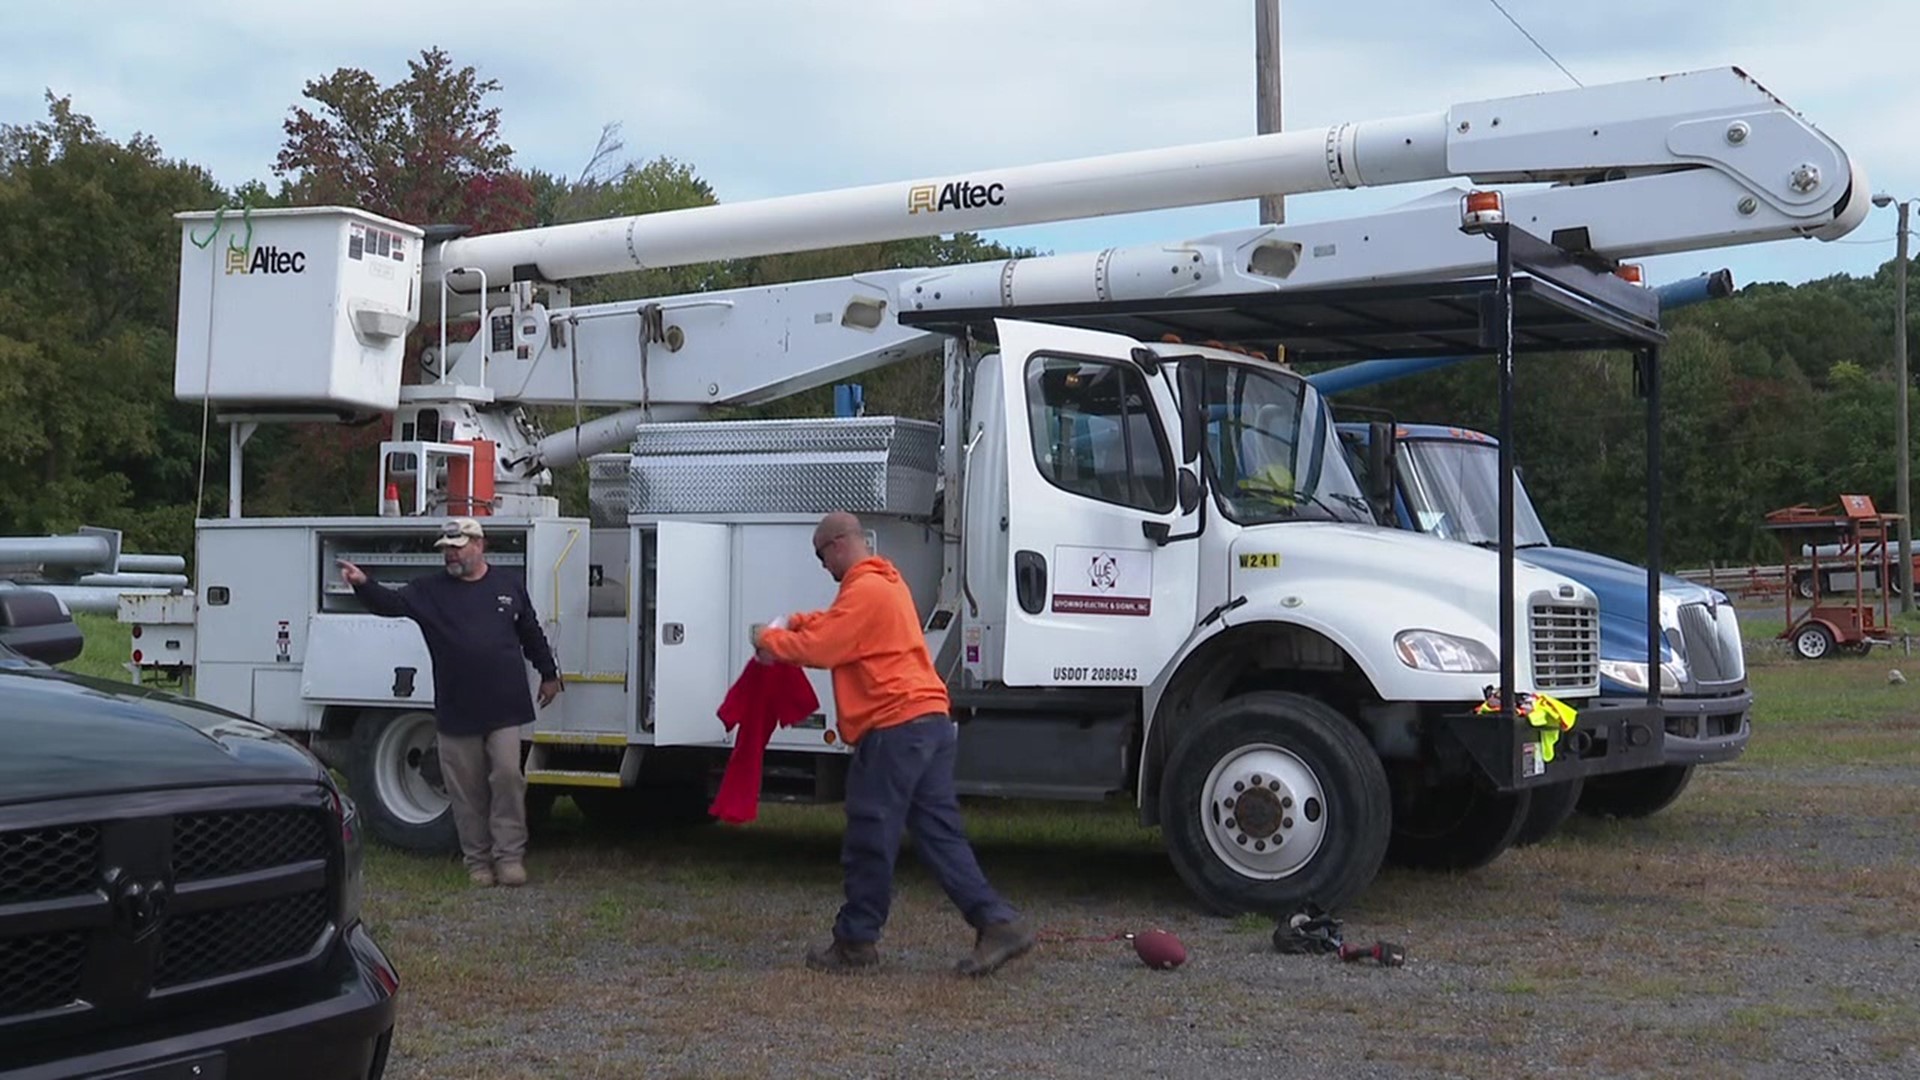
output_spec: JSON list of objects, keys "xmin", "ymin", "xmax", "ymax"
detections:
[{"xmin": 989, "ymin": 318, "xmax": 1202, "ymax": 687}]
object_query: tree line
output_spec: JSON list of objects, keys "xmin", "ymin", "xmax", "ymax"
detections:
[{"xmin": 1, "ymin": 48, "xmax": 1912, "ymax": 570}]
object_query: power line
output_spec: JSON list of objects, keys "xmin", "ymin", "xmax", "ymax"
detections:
[{"xmin": 1486, "ymin": 0, "xmax": 1582, "ymax": 87}]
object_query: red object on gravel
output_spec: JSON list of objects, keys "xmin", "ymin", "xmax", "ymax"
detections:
[{"xmin": 1132, "ymin": 929, "xmax": 1186, "ymax": 970}]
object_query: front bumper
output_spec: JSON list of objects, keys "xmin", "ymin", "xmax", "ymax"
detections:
[
  {"xmin": 0, "ymin": 922, "xmax": 398, "ymax": 1080},
  {"xmin": 1638, "ymin": 686, "xmax": 1752, "ymax": 766},
  {"xmin": 1438, "ymin": 696, "xmax": 1668, "ymax": 791}
]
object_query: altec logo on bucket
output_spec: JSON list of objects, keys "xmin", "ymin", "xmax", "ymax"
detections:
[
  {"xmin": 226, "ymin": 245, "xmax": 307, "ymax": 275},
  {"xmin": 908, "ymin": 179, "xmax": 1006, "ymax": 214}
]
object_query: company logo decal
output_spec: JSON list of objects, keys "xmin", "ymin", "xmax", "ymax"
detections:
[{"xmin": 908, "ymin": 179, "xmax": 1006, "ymax": 214}]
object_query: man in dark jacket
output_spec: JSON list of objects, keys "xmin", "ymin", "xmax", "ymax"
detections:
[{"xmin": 338, "ymin": 517, "xmax": 562, "ymax": 887}]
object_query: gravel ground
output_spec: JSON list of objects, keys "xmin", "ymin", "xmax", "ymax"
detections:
[{"xmin": 361, "ymin": 761, "xmax": 1920, "ymax": 1080}]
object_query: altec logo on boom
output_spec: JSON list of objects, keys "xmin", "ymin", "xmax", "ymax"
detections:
[
  {"xmin": 908, "ymin": 179, "xmax": 1006, "ymax": 214},
  {"xmin": 226, "ymin": 245, "xmax": 307, "ymax": 275}
]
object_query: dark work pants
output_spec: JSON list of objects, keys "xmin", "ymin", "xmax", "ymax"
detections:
[{"xmin": 834, "ymin": 714, "xmax": 1018, "ymax": 943}]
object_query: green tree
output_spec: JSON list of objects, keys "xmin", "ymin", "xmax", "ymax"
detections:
[{"xmin": 0, "ymin": 94, "xmax": 225, "ymax": 556}]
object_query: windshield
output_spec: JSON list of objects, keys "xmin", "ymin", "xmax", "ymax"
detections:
[
  {"xmin": 1398, "ymin": 438, "xmax": 1552, "ymax": 547},
  {"xmin": 1200, "ymin": 361, "xmax": 1372, "ymax": 524}
]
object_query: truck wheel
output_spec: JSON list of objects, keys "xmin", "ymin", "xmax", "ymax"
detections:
[
  {"xmin": 1384, "ymin": 769, "xmax": 1530, "ymax": 871},
  {"xmin": 1512, "ymin": 777, "xmax": 1584, "ymax": 847},
  {"xmin": 347, "ymin": 710, "xmax": 459, "ymax": 854},
  {"xmin": 1159, "ymin": 692, "xmax": 1390, "ymax": 917},
  {"xmin": 1793, "ymin": 572, "xmax": 1817, "ymax": 600},
  {"xmin": 1576, "ymin": 764, "xmax": 1693, "ymax": 819},
  {"xmin": 1792, "ymin": 623, "xmax": 1834, "ymax": 660}
]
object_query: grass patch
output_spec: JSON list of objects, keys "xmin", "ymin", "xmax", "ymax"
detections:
[
  {"xmin": 1740, "ymin": 652, "xmax": 1920, "ymax": 766},
  {"xmin": 57, "ymin": 612, "xmax": 135, "ymax": 681}
]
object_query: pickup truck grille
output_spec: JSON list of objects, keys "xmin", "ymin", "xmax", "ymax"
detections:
[
  {"xmin": 175, "ymin": 808, "xmax": 329, "ymax": 881},
  {"xmin": 0, "ymin": 802, "xmax": 334, "ymax": 1026},
  {"xmin": 1531, "ymin": 602, "xmax": 1599, "ymax": 692},
  {"xmin": 0, "ymin": 825, "xmax": 99, "ymax": 905},
  {"xmin": 0, "ymin": 931, "xmax": 86, "ymax": 1017},
  {"xmin": 156, "ymin": 889, "xmax": 332, "ymax": 989}
]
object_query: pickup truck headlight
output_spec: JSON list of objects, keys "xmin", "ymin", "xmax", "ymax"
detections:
[
  {"xmin": 1599, "ymin": 658, "xmax": 1682, "ymax": 694},
  {"xmin": 1395, "ymin": 629, "xmax": 1498, "ymax": 673}
]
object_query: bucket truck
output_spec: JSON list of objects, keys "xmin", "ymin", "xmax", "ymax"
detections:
[{"xmin": 140, "ymin": 65, "xmax": 1863, "ymax": 915}]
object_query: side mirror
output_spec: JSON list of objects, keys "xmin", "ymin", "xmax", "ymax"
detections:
[
  {"xmin": 1178, "ymin": 467, "xmax": 1202, "ymax": 514},
  {"xmin": 1176, "ymin": 361, "xmax": 1205, "ymax": 465},
  {"xmin": 0, "ymin": 587, "xmax": 85, "ymax": 666},
  {"xmin": 1366, "ymin": 420, "xmax": 1397, "ymax": 517}
]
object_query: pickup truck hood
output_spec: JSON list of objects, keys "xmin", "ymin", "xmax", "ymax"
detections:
[{"xmin": 0, "ymin": 668, "xmax": 322, "ymax": 806}]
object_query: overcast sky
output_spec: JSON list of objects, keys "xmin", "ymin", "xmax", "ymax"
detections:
[{"xmin": 6, "ymin": 0, "xmax": 1914, "ymax": 293}]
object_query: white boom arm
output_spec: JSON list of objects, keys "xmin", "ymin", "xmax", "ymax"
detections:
[
  {"xmin": 425, "ymin": 66, "xmax": 1863, "ymax": 294},
  {"xmin": 170, "ymin": 61, "xmax": 1865, "ymax": 456}
]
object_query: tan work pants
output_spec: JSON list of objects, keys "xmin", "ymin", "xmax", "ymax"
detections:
[{"xmin": 437, "ymin": 725, "xmax": 527, "ymax": 871}]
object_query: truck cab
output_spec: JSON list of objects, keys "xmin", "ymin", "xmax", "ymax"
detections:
[{"xmin": 1337, "ymin": 421, "xmax": 1751, "ymax": 825}]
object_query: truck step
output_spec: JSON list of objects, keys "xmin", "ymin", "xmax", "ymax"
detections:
[
  {"xmin": 526, "ymin": 768, "xmax": 628, "ymax": 789},
  {"xmin": 531, "ymin": 731, "xmax": 628, "ymax": 747},
  {"xmin": 525, "ymin": 743, "xmax": 641, "ymax": 787}
]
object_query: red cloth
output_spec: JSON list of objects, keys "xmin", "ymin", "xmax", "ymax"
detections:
[{"xmin": 709, "ymin": 659, "xmax": 820, "ymax": 823}]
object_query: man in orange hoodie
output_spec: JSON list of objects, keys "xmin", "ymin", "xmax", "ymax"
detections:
[{"xmin": 753, "ymin": 511, "xmax": 1034, "ymax": 977}]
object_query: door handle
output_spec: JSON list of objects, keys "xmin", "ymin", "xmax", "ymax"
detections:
[{"xmin": 1014, "ymin": 550, "xmax": 1047, "ymax": 615}]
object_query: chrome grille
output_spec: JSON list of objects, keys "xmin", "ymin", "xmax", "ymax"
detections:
[
  {"xmin": 1530, "ymin": 602, "xmax": 1598, "ymax": 691},
  {"xmin": 1678, "ymin": 601, "xmax": 1746, "ymax": 685}
]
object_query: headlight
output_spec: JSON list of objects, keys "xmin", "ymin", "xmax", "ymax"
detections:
[
  {"xmin": 1395, "ymin": 630, "xmax": 1498, "ymax": 673},
  {"xmin": 1599, "ymin": 658, "xmax": 1683, "ymax": 693}
]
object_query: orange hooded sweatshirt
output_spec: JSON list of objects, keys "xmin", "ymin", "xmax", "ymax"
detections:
[{"xmin": 756, "ymin": 556, "xmax": 948, "ymax": 745}]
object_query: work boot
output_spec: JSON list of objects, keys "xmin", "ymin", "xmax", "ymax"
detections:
[
  {"xmin": 956, "ymin": 919, "xmax": 1035, "ymax": 977},
  {"xmin": 468, "ymin": 865, "xmax": 495, "ymax": 888},
  {"xmin": 805, "ymin": 937, "xmax": 879, "ymax": 974},
  {"xmin": 495, "ymin": 860, "xmax": 527, "ymax": 887}
]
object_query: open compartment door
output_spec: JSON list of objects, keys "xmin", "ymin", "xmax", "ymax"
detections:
[
  {"xmin": 649, "ymin": 521, "xmax": 734, "ymax": 746},
  {"xmin": 527, "ymin": 517, "xmax": 591, "ymax": 729}
]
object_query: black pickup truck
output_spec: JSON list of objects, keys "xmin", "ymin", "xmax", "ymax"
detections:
[{"xmin": 0, "ymin": 588, "xmax": 398, "ymax": 1079}]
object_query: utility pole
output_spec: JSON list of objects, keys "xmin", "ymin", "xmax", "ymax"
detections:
[
  {"xmin": 1897, "ymin": 200, "xmax": 1912, "ymax": 612},
  {"xmin": 1256, "ymin": 0, "xmax": 1284, "ymax": 225}
]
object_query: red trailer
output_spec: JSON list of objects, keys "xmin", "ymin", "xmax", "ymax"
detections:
[{"xmin": 1762, "ymin": 496, "xmax": 1900, "ymax": 659}]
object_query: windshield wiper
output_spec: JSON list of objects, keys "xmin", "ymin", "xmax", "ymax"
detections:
[
  {"xmin": 1326, "ymin": 492, "xmax": 1374, "ymax": 518},
  {"xmin": 1257, "ymin": 486, "xmax": 1365, "ymax": 522}
]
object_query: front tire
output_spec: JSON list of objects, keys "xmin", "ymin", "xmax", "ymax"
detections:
[
  {"xmin": 1159, "ymin": 692, "xmax": 1390, "ymax": 917},
  {"xmin": 1577, "ymin": 764, "xmax": 1693, "ymax": 819},
  {"xmin": 1512, "ymin": 777, "xmax": 1584, "ymax": 847},
  {"xmin": 1384, "ymin": 768, "xmax": 1531, "ymax": 872},
  {"xmin": 347, "ymin": 710, "xmax": 459, "ymax": 854}
]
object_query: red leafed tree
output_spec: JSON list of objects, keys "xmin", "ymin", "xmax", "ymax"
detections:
[
  {"xmin": 274, "ymin": 46, "xmax": 533, "ymax": 232},
  {"xmin": 251, "ymin": 48, "xmax": 534, "ymax": 516}
]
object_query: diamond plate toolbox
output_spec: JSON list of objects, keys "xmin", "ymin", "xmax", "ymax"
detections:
[
  {"xmin": 587, "ymin": 453, "xmax": 631, "ymax": 526},
  {"xmin": 624, "ymin": 416, "xmax": 941, "ymax": 517}
]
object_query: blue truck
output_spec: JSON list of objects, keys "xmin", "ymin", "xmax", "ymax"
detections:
[{"xmin": 1316, "ymin": 272, "xmax": 1751, "ymax": 844}]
